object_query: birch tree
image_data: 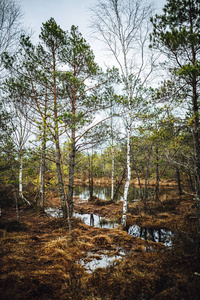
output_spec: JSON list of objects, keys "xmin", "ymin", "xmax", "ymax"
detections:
[
  {"xmin": 91, "ymin": 0, "xmax": 154, "ymax": 227},
  {"xmin": 11, "ymin": 105, "xmax": 31, "ymax": 204},
  {"xmin": 0, "ymin": 0, "xmax": 22, "ymax": 79}
]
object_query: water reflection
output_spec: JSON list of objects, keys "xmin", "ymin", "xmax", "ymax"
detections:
[
  {"xmin": 45, "ymin": 208, "xmax": 117, "ymax": 228},
  {"xmin": 45, "ymin": 207, "xmax": 63, "ymax": 218},
  {"xmin": 90, "ymin": 214, "xmax": 94, "ymax": 226},
  {"xmin": 73, "ymin": 212, "xmax": 118, "ymax": 229},
  {"xmin": 128, "ymin": 225, "xmax": 174, "ymax": 247},
  {"xmin": 81, "ymin": 250, "xmax": 125, "ymax": 273},
  {"xmin": 73, "ymin": 184, "xmax": 178, "ymax": 202},
  {"xmin": 45, "ymin": 208, "xmax": 174, "ymax": 247},
  {"xmin": 74, "ymin": 185, "xmax": 114, "ymax": 201}
]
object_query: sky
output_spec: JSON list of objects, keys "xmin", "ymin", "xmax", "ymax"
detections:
[{"xmin": 16, "ymin": 0, "xmax": 167, "ymax": 68}]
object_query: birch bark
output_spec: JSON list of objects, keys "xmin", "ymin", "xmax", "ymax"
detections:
[
  {"xmin": 91, "ymin": 0, "xmax": 154, "ymax": 227},
  {"xmin": 111, "ymin": 105, "xmax": 114, "ymax": 201}
]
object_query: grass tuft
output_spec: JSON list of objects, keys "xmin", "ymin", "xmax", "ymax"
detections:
[{"xmin": 91, "ymin": 234, "xmax": 113, "ymax": 246}]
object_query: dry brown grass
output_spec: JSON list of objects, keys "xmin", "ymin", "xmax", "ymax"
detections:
[
  {"xmin": 90, "ymin": 234, "xmax": 113, "ymax": 247},
  {"xmin": 1, "ymin": 190, "xmax": 200, "ymax": 300}
]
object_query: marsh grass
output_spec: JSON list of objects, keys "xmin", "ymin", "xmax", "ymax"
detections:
[
  {"xmin": 89, "ymin": 196, "xmax": 114, "ymax": 206},
  {"xmin": 99, "ymin": 217, "xmax": 109, "ymax": 225},
  {"xmin": 91, "ymin": 234, "xmax": 113, "ymax": 247},
  {"xmin": 1, "ymin": 192, "xmax": 200, "ymax": 299}
]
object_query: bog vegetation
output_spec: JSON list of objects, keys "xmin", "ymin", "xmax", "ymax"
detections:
[{"xmin": 1, "ymin": 0, "xmax": 200, "ymax": 299}]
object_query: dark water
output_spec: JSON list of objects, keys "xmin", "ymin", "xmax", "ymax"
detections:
[
  {"xmin": 45, "ymin": 205, "xmax": 174, "ymax": 272},
  {"xmin": 80, "ymin": 250, "xmax": 125, "ymax": 273},
  {"xmin": 45, "ymin": 208, "xmax": 118, "ymax": 229},
  {"xmin": 45, "ymin": 184, "xmax": 177, "ymax": 274},
  {"xmin": 45, "ymin": 208, "xmax": 174, "ymax": 247},
  {"xmin": 74, "ymin": 185, "xmax": 115, "ymax": 201},
  {"xmin": 74, "ymin": 184, "xmax": 179, "ymax": 202},
  {"xmin": 127, "ymin": 225, "xmax": 174, "ymax": 247},
  {"xmin": 74, "ymin": 184, "xmax": 144, "ymax": 201},
  {"xmin": 73, "ymin": 212, "xmax": 118, "ymax": 229},
  {"xmin": 45, "ymin": 208, "xmax": 122, "ymax": 272}
]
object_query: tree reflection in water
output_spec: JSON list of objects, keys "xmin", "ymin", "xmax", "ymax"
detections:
[{"xmin": 128, "ymin": 225, "xmax": 174, "ymax": 247}]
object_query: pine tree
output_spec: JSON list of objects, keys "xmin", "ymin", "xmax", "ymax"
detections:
[{"xmin": 150, "ymin": 0, "xmax": 200, "ymax": 235}]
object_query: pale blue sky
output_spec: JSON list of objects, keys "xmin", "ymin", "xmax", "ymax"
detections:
[
  {"xmin": 16, "ymin": 0, "xmax": 166, "ymax": 68},
  {"xmin": 18, "ymin": 0, "xmax": 98, "ymax": 40}
]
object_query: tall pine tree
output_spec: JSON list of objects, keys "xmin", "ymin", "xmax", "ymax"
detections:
[{"xmin": 150, "ymin": 0, "xmax": 200, "ymax": 235}]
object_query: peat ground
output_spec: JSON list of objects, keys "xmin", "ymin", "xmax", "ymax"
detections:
[{"xmin": 1, "ymin": 190, "xmax": 200, "ymax": 299}]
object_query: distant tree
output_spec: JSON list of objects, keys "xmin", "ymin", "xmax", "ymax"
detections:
[
  {"xmin": 150, "ymin": 0, "xmax": 200, "ymax": 233},
  {"xmin": 0, "ymin": 100, "xmax": 15, "ymax": 213},
  {"xmin": 0, "ymin": 0, "xmax": 23, "ymax": 81},
  {"xmin": 0, "ymin": 0, "xmax": 24, "ymax": 177},
  {"xmin": 0, "ymin": 0, "xmax": 24, "ymax": 215}
]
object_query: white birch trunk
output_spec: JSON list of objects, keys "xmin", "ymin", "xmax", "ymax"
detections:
[
  {"xmin": 18, "ymin": 153, "xmax": 31, "ymax": 205},
  {"xmin": 121, "ymin": 117, "xmax": 131, "ymax": 227},
  {"xmin": 19, "ymin": 154, "xmax": 23, "ymax": 197},
  {"xmin": 39, "ymin": 157, "xmax": 46, "ymax": 210},
  {"xmin": 111, "ymin": 107, "xmax": 114, "ymax": 200},
  {"xmin": 121, "ymin": 49, "xmax": 132, "ymax": 228},
  {"xmin": 14, "ymin": 189, "xmax": 19, "ymax": 220},
  {"xmin": 39, "ymin": 166, "xmax": 42, "ymax": 195},
  {"xmin": 111, "ymin": 145, "xmax": 114, "ymax": 200}
]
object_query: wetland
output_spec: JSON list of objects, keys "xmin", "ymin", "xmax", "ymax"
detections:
[{"xmin": 1, "ymin": 183, "xmax": 200, "ymax": 300}]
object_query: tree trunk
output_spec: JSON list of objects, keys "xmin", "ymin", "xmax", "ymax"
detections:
[
  {"xmin": 144, "ymin": 145, "xmax": 152, "ymax": 213},
  {"xmin": 19, "ymin": 153, "xmax": 23, "ymax": 198},
  {"xmin": 52, "ymin": 45, "xmax": 68, "ymax": 218},
  {"xmin": 111, "ymin": 105, "xmax": 114, "ymax": 201},
  {"xmin": 155, "ymin": 144, "xmax": 160, "ymax": 202},
  {"xmin": 190, "ymin": 8, "xmax": 200, "ymax": 237},
  {"xmin": 18, "ymin": 153, "xmax": 30, "ymax": 205},
  {"xmin": 176, "ymin": 166, "xmax": 182, "ymax": 196},
  {"xmin": 14, "ymin": 188, "xmax": 19, "ymax": 220},
  {"xmin": 122, "ymin": 124, "xmax": 131, "ymax": 228},
  {"xmin": 55, "ymin": 139, "xmax": 67, "ymax": 218},
  {"xmin": 40, "ymin": 128, "xmax": 46, "ymax": 211},
  {"xmin": 40, "ymin": 154, "xmax": 45, "ymax": 211},
  {"xmin": 113, "ymin": 167, "xmax": 126, "ymax": 202},
  {"xmin": 67, "ymin": 124, "xmax": 76, "ymax": 217},
  {"xmin": 187, "ymin": 169, "xmax": 194, "ymax": 191},
  {"xmin": 136, "ymin": 168, "xmax": 144, "ymax": 204},
  {"xmin": 88, "ymin": 152, "xmax": 94, "ymax": 200},
  {"xmin": 55, "ymin": 136, "xmax": 73, "ymax": 239},
  {"xmin": 144, "ymin": 165, "xmax": 149, "ymax": 214},
  {"xmin": 40, "ymin": 91, "xmax": 47, "ymax": 211},
  {"xmin": 111, "ymin": 144, "xmax": 114, "ymax": 200},
  {"xmin": 191, "ymin": 78, "xmax": 200, "ymax": 235},
  {"xmin": 121, "ymin": 43, "xmax": 132, "ymax": 228}
]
